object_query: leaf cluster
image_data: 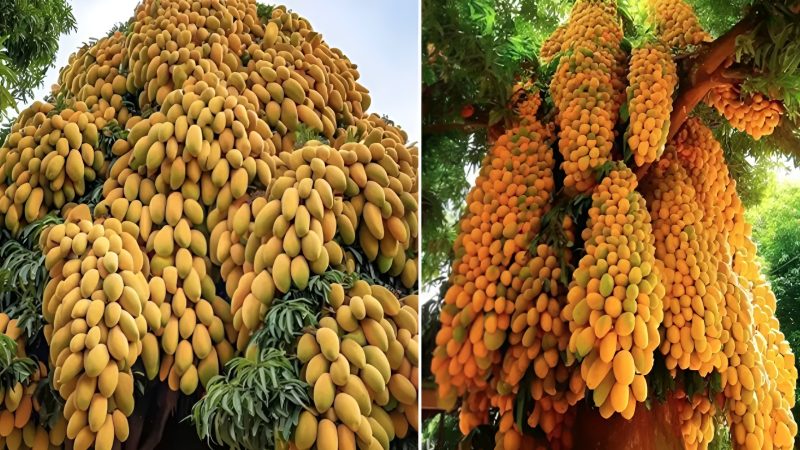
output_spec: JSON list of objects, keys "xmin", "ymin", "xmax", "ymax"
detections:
[
  {"xmin": 0, "ymin": 334, "xmax": 36, "ymax": 389},
  {"xmin": 0, "ymin": 214, "xmax": 62, "ymax": 340},
  {"xmin": 248, "ymin": 297, "xmax": 318, "ymax": 351},
  {"xmin": 735, "ymin": 2, "xmax": 800, "ymax": 118},
  {"xmin": 192, "ymin": 348, "xmax": 310, "ymax": 450},
  {"xmin": 33, "ymin": 369, "xmax": 64, "ymax": 428},
  {"xmin": 422, "ymin": 0, "xmax": 563, "ymax": 124},
  {"xmin": 0, "ymin": 0, "xmax": 76, "ymax": 113}
]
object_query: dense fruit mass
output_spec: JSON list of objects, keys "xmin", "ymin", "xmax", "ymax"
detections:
[
  {"xmin": 0, "ymin": 315, "xmax": 68, "ymax": 450},
  {"xmin": 294, "ymin": 282, "xmax": 418, "ymax": 450},
  {"xmin": 625, "ymin": 42, "xmax": 677, "ymax": 166},
  {"xmin": 431, "ymin": 94, "xmax": 555, "ymax": 406},
  {"xmin": 563, "ymin": 163, "xmax": 664, "ymax": 419},
  {"xmin": 549, "ymin": 0, "xmax": 626, "ymax": 193},
  {"xmin": 675, "ymin": 390, "xmax": 717, "ymax": 450},
  {"xmin": 433, "ymin": 1, "xmax": 797, "ymax": 449},
  {"xmin": 539, "ymin": 25, "xmax": 567, "ymax": 63},
  {"xmin": 42, "ymin": 207, "xmax": 153, "ymax": 449},
  {"xmin": 0, "ymin": 104, "xmax": 107, "ymax": 233},
  {"xmin": 0, "ymin": 1, "xmax": 418, "ymax": 449},
  {"xmin": 641, "ymin": 153, "xmax": 725, "ymax": 376},
  {"xmin": 647, "ymin": 0, "xmax": 711, "ymax": 48},
  {"xmin": 706, "ymin": 85, "xmax": 783, "ymax": 140}
]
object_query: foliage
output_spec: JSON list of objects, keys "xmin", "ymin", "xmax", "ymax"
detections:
[
  {"xmin": 0, "ymin": 116, "xmax": 12, "ymax": 146},
  {"xmin": 421, "ymin": 284, "xmax": 445, "ymax": 381},
  {"xmin": 422, "ymin": 412, "xmax": 462, "ymax": 450},
  {"xmin": 341, "ymin": 244, "xmax": 412, "ymax": 294},
  {"xmin": 248, "ymin": 297, "xmax": 318, "ymax": 350},
  {"xmin": 0, "ymin": 38, "xmax": 18, "ymax": 119},
  {"xmin": 256, "ymin": 2, "xmax": 274, "ymax": 23},
  {"xmin": 0, "ymin": 0, "xmax": 76, "ymax": 115},
  {"xmin": 33, "ymin": 369, "xmax": 64, "ymax": 428},
  {"xmin": 420, "ymin": 134, "xmax": 481, "ymax": 285},
  {"xmin": 0, "ymin": 214, "xmax": 62, "ymax": 340},
  {"xmin": 736, "ymin": 2, "xmax": 800, "ymax": 119},
  {"xmin": 194, "ymin": 269, "xmax": 364, "ymax": 450},
  {"xmin": 248, "ymin": 270, "xmax": 354, "ymax": 350},
  {"xmin": 691, "ymin": 0, "xmax": 752, "ymax": 38},
  {"xmin": 294, "ymin": 124, "xmax": 328, "ymax": 149},
  {"xmin": 192, "ymin": 348, "xmax": 309, "ymax": 450},
  {"xmin": 424, "ymin": 0, "xmax": 537, "ymax": 123},
  {"xmin": 106, "ymin": 19, "xmax": 133, "ymax": 38},
  {"xmin": 708, "ymin": 414, "xmax": 734, "ymax": 450},
  {"xmin": 0, "ymin": 334, "xmax": 36, "ymax": 389}
]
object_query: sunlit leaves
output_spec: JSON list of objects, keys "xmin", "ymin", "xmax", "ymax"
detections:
[
  {"xmin": 0, "ymin": 0, "xmax": 76, "ymax": 107},
  {"xmin": 736, "ymin": 5, "xmax": 800, "ymax": 118}
]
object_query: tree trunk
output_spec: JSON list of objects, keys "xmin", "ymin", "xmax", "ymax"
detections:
[{"xmin": 572, "ymin": 398, "xmax": 685, "ymax": 450}]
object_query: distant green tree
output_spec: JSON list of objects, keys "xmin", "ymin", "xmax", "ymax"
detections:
[{"xmin": 0, "ymin": 0, "xmax": 76, "ymax": 119}]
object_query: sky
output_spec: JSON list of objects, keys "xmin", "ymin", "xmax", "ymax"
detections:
[{"xmin": 26, "ymin": 0, "xmax": 421, "ymax": 143}]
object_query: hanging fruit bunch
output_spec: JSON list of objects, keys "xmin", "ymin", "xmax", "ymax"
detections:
[
  {"xmin": 646, "ymin": 0, "xmax": 711, "ymax": 49},
  {"xmin": 293, "ymin": 281, "xmax": 418, "ymax": 450},
  {"xmin": 0, "ymin": 315, "xmax": 68, "ymax": 450},
  {"xmin": 0, "ymin": 1, "xmax": 417, "ymax": 449},
  {"xmin": 432, "ymin": 1, "xmax": 797, "ymax": 449},
  {"xmin": 625, "ymin": 41, "xmax": 678, "ymax": 166},
  {"xmin": 706, "ymin": 85, "xmax": 783, "ymax": 140},
  {"xmin": 549, "ymin": 0, "xmax": 626, "ymax": 194}
]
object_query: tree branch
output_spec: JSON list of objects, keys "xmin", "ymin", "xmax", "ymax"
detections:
[{"xmin": 698, "ymin": 9, "xmax": 761, "ymax": 77}]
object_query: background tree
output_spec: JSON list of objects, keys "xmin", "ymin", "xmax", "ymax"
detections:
[{"xmin": 0, "ymin": 0, "xmax": 76, "ymax": 119}]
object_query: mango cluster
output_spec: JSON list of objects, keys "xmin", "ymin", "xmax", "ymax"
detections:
[
  {"xmin": 57, "ymin": 32, "xmax": 134, "ymax": 127},
  {"xmin": 641, "ymin": 155, "xmax": 724, "ymax": 376},
  {"xmin": 676, "ymin": 119, "xmax": 797, "ymax": 450},
  {"xmin": 647, "ymin": 0, "xmax": 711, "ymax": 48},
  {"xmin": 40, "ymin": 208, "xmax": 158, "ymax": 450},
  {"xmin": 539, "ymin": 25, "xmax": 567, "ymax": 63},
  {"xmin": 292, "ymin": 282, "xmax": 418, "ymax": 450},
  {"xmin": 0, "ymin": 103, "xmax": 107, "ymax": 234},
  {"xmin": 674, "ymin": 390, "xmax": 716, "ymax": 450},
  {"xmin": 563, "ymin": 164, "xmax": 664, "ymax": 419},
  {"xmin": 625, "ymin": 42, "xmax": 678, "ymax": 166},
  {"xmin": 549, "ymin": 0, "xmax": 626, "ymax": 193},
  {"xmin": 0, "ymin": 2, "xmax": 424, "ymax": 449},
  {"xmin": 706, "ymin": 85, "xmax": 783, "ymax": 140},
  {"xmin": 431, "ymin": 101, "xmax": 555, "ymax": 415},
  {"xmin": 0, "ymin": 316, "xmax": 68, "ymax": 450}
]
